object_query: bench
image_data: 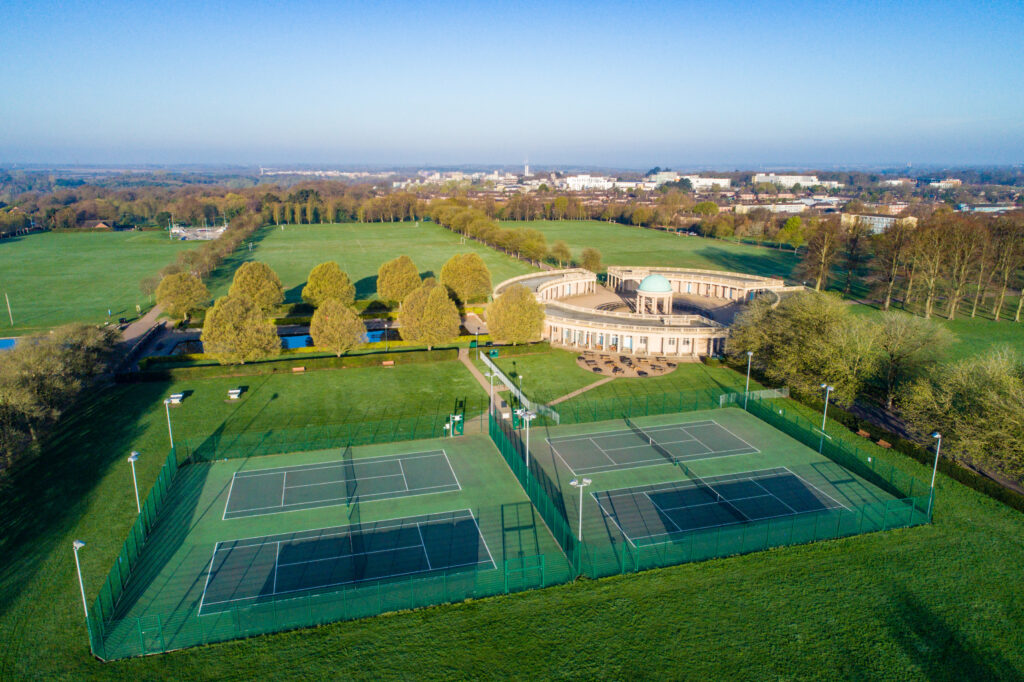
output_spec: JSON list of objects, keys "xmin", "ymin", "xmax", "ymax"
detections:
[
  {"xmin": 381, "ymin": 360, "xmax": 395, "ymax": 367},
  {"xmin": 228, "ymin": 389, "xmax": 243, "ymax": 400},
  {"xmin": 856, "ymin": 429, "xmax": 871, "ymax": 438},
  {"xmin": 292, "ymin": 366, "xmax": 305, "ymax": 373},
  {"xmin": 877, "ymin": 439, "xmax": 892, "ymax": 449},
  {"xmin": 167, "ymin": 393, "xmax": 184, "ymax": 405}
]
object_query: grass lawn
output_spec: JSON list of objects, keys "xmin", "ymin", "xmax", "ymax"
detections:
[
  {"xmin": 207, "ymin": 221, "xmax": 536, "ymax": 303},
  {"xmin": 471, "ymin": 346, "xmax": 599, "ymax": 403},
  {"xmin": 0, "ymin": 230, "xmax": 195, "ymax": 336},
  {"xmin": 1, "ymin": 362, "xmax": 1023, "ymax": 678},
  {"xmin": 501, "ymin": 220, "xmax": 800, "ymax": 281}
]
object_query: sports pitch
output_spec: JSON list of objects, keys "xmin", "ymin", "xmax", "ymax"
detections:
[{"xmin": 526, "ymin": 407, "xmax": 903, "ymax": 555}]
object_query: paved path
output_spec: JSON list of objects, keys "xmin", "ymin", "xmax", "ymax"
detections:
[
  {"xmin": 548, "ymin": 376, "xmax": 615, "ymax": 406},
  {"xmin": 458, "ymin": 347, "xmax": 492, "ymax": 395}
]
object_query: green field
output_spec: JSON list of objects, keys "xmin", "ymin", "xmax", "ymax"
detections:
[
  {"xmin": 1, "ymin": 359, "xmax": 1024, "ymax": 677},
  {"xmin": 500, "ymin": 219, "xmax": 800, "ymax": 280},
  {"xmin": 0, "ymin": 230, "xmax": 195, "ymax": 336},
  {"xmin": 209, "ymin": 222, "xmax": 537, "ymax": 303}
]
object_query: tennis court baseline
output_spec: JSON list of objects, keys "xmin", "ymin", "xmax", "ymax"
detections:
[
  {"xmin": 199, "ymin": 509, "xmax": 495, "ymax": 614},
  {"xmin": 593, "ymin": 467, "xmax": 848, "ymax": 546},
  {"xmin": 548, "ymin": 420, "xmax": 758, "ymax": 475},
  {"xmin": 223, "ymin": 450, "xmax": 460, "ymax": 520}
]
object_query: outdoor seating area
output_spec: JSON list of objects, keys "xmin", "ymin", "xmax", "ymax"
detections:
[{"xmin": 575, "ymin": 350, "xmax": 679, "ymax": 378}]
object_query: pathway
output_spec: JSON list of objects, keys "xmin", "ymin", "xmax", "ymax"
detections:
[
  {"xmin": 458, "ymin": 347, "xmax": 492, "ymax": 394},
  {"xmin": 548, "ymin": 376, "xmax": 615, "ymax": 406}
]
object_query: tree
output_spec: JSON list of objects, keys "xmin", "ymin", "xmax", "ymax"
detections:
[
  {"xmin": 797, "ymin": 218, "xmax": 842, "ymax": 290},
  {"xmin": 899, "ymin": 349, "xmax": 1024, "ymax": 482},
  {"xmin": 310, "ymin": 299, "xmax": 365, "ymax": 356},
  {"xmin": 229, "ymin": 261, "xmax": 284, "ymax": 312},
  {"xmin": 692, "ymin": 201, "xmax": 719, "ymax": 217},
  {"xmin": 155, "ymin": 272, "xmax": 209, "ymax": 318},
  {"xmin": 727, "ymin": 290, "xmax": 878, "ymax": 405},
  {"xmin": 776, "ymin": 216, "xmax": 805, "ymax": 251},
  {"xmin": 201, "ymin": 294, "xmax": 280, "ymax": 365},
  {"xmin": 487, "ymin": 284, "xmax": 544, "ymax": 345},
  {"xmin": 301, "ymin": 261, "xmax": 355, "ymax": 308},
  {"xmin": 990, "ymin": 217, "xmax": 1024, "ymax": 321},
  {"xmin": 550, "ymin": 240, "xmax": 572, "ymax": 267},
  {"xmin": 868, "ymin": 219, "xmax": 913, "ymax": 311},
  {"xmin": 840, "ymin": 217, "xmax": 872, "ymax": 295},
  {"xmin": 873, "ymin": 311, "xmax": 953, "ymax": 408},
  {"xmin": 377, "ymin": 255, "xmax": 421, "ymax": 306},
  {"xmin": 440, "ymin": 253, "xmax": 492, "ymax": 304},
  {"xmin": 581, "ymin": 247, "xmax": 603, "ymax": 273},
  {"xmin": 397, "ymin": 282, "xmax": 461, "ymax": 350}
]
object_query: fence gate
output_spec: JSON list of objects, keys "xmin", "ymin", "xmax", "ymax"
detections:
[
  {"xmin": 504, "ymin": 555, "xmax": 546, "ymax": 593},
  {"xmin": 137, "ymin": 614, "xmax": 166, "ymax": 654}
]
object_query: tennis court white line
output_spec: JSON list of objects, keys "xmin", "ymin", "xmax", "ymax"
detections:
[
  {"xmin": 224, "ymin": 481, "xmax": 462, "ymax": 517},
  {"xmin": 643, "ymin": 491, "xmax": 684, "ymax": 533},
  {"xmin": 282, "ymin": 471, "xmax": 404, "ymax": 491},
  {"xmin": 469, "ymin": 511, "xmax": 498, "ymax": 571},
  {"xmin": 596, "ymin": 467, "xmax": 799, "ymax": 499},
  {"xmin": 276, "ymin": 542, "xmax": 426, "ymax": 569},
  {"xmin": 415, "ymin": 524, "xmax": 432, "ymax": 570},
  {"xmin": 273, "ymin": 541, "xmax": 281, "ymax": 593},
  {"xmin": 568, "ymin": 449, "xmax": 756, "ymax": 476},
  {"xmin": 626, "ymin": 503, "xmax": 851, "ymax": 544},
  {"xmin": 218, "ymin": 508, "xmax": 477, "ymax": 549},
  {"xmin": 648, "ymin": 491, "xmax": 776, "ymax": 515},
  {"xmin": 783, "ymin": 466, "xmax": 851, "ymax": 511},
  {"xmin": 221, "ymin": 475, "xmax": 238, "ymax": 521},
  {"xmin": 706, "ymin": 418, "xmax": 762, "ymax": 454},
  {"xmin": 750, "ymin": 478, "xmax": 798, "ymax": 514},
  {"xmin": 441, "ymin": 451, "xmax": 463, "ymax": 492},
  {"xmin": 398, "ymin": 458, "xmax": 410, "ymax": 492},
  {"xmin": 546, "ymin": 441, "xmax": 577, "ymax": 474},
  {"xmin": 197, "ymin": 543, "xmax": 220, "ymax": 614},
  {"xmin": 589, "ymin": 495, "xmax": 637, "ymax": 548},
  {"xmin": 232, "ymin": 450, "xmax": 449, "ymax": 479},
  {"xmin": 548, "ymin": 421, "xmax": 717, "ymax": 446},
  {"xmin": 281, "ymin": 472, "xmax": 287, "ymax": 506},
  {"xmin": 588, "ymin": 437, "xmax": 619, "ymax": 466}
]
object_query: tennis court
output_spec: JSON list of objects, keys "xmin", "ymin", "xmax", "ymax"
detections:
[
  {"xmin": 223, "ymin": 450, "xmax": 460, "ymax": 519},
  {"xmin": 547, "ymin": 419, "xmax": 758, "ymax": 475},
  {"xmin": 593, "ymin": 466, "xmax": 849, "ymax": 546},
  {"xmin": 200, "ymin": 509, "xmax": 495, "ymax": 614}
]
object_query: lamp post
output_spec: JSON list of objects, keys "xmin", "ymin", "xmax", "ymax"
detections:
[
  {"xmin": 744, "ymin": 351, "xmax": 754, "ymax": 410},
  {"xmin": 127, "ymin": 451, "xmax": 141, "ymax": 514},
  {"xmin": 163, "ymin": 399, "xmax": 174, "ymax": 448},
  {"xmin": 928, "ymin": 432, "xmax": 942, "ymax": 517},
  {"xmin": 819, "ymin": 383, "xmax": 834, "ymax": 431},
  {"xmin": 72, "ymin": 540, "xmax": 88, "ymax": 619},
  {"xmin": 516, "ymin": 409, "xmax": 537, "ymax": 472},
  {"xmin": 569, "ymin": 478, "xmax": 592, "ymax": 542},
  {"xmin": 484, "ymin": 371, "xmax": 495, "ymax": 410}
]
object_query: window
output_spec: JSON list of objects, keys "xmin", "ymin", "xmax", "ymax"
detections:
[{"xmin": 668, "ymin": 338, "xmax": 676, "ymax": 347}]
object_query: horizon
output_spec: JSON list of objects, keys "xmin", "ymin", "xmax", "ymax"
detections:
[{"xmin": 1, "ymin": 0, "xmax": 1023, "ymax": 166}]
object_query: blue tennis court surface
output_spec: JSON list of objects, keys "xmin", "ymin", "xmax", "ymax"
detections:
[{"xmin": 199, "ymin": 509, "xmax": 495, "ymax": 614}]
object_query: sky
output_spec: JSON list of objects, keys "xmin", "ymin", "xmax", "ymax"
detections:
[{"xmin": 1, "ymin": 0, "xmax": 1022, "ymax": 168}]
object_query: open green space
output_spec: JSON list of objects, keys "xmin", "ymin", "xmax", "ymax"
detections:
[
  {"xmin": 2, "ymin": 360, "xmax": 1023, "ymax": 678},
  {"xmin": 500, "ymin": 219, "xmax": 800, "ymax": 280},
  {"xmin": 0, "ymin": 230, "xmax": 195, "ymax": 336},
  {"xmin": 208, "ymin": 221, "xmax": 536, "ymax": 303}
]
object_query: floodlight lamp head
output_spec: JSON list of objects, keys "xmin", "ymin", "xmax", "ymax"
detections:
[
  {"xmin": 582, "ymin": 478, "xmax": 592, "ymax": 485},
  {"xmin": 73, "ymin": 540, "xmax": 85, "ymax": 550},
  {"xmin": 820, "ymin": 383, "xmax": 828, "ymax": 389},
  {"xmin": 128, "ymin": 451, "xmax": 139, "ymax": 463},
  {"xmin": 747, "ymin": 351, "xmax": 753, "ymax": 357},
  {"xmin": 569, "ymin": 478, "xmax": 579, "ymax": 487},
  {"xmin": 931, "ymin": 432, "xmax": 941, "ymax": 439}
]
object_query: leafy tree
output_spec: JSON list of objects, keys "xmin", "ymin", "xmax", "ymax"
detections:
[
  {"xmin": 797, "ymin": 218, "xmax": 842, "ymax": 290},
  {"xmin": 900, "ymin": 349, "xmax": 1024, "ymax": 482},
  {"xmin": 377, "ymin": 255, "xmax": 421, "ymax": 306},
  {"xmin": 301, "ymin": 261, "xmax": 355, "ymax": 308},
  {"xmin": 440, "ymin": 253, "xmax": 492, "ymax": 304},
  {"xmin": 487, "ymin": 284, "xmax": 545, "ymax": 345},
  {"xmin": 310, "ymin": 299, "xmax": 365, "ymax": 356},
  {"xmin": 550, "ymin": 240, "xmax": 572, "ymax": 266},
  {"xmin": 776, "ymin": 216, "xmax": 805, "ymax": 250},
  {"xmin": 727, "ymin": 290, "xmax": 878, "ymax": 405},
  {"xmin": 397, "ymin": 282, "xmax": 460, "ymax": 350},
  {"xmin": 155, "ymin": 272, "xmax": 209, "ymax": 318},
  {"xmin": 581, "ymin": 247, "xmax": 603, "ymax": 273},
  {"xmin": 868, "ymin": 219, "xmax": 914, "ymax": 311},
  {"xmin": 201, "ymin": 294, "xmax": 280, "ymax": 365},
  {"xmin": 229, "ymin": 261, "xmax": 284, "ymax": 312},
  {"xmin": 693, "ymin": 201, "xmax": 719, "ymax": 217},
  {"xmin": 873, "ymin": 311, "xmax": 952, "ymax": 408},
  {"xmin": 840, "ymin": 218, "xmax": 872, "ymax": 295}
]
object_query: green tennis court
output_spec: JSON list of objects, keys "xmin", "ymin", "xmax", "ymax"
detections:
[
  {"xmin": 223, "ymin": 450, "xmax": 460, "ymax": 519},
  {"xmin": 200, "ymin": 509, "xmax": 494, "ymax": 614},
  {"xmin": 592, "ymin": 466, "xmax": 849, "ymax": 546},
  {"xmin": 546, "ymin": 419, "xmax": 758, "ymax": 475}
]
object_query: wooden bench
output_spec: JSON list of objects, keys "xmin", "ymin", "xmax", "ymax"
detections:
[
  {"xmin": 292, "ymin": 366, "xmax": 305, "ymax": 373},
  {"xmin": 877, "ymin": 439, "xmax": 892, "ymax": 449},
  {"xmin": 228, "ymin": 388, "xmax": 242, "ymax": 400},
  {"xmin": 167, "ymin": 393, "xmax": 184, "ymax": 405},
  {"xmin": 856, "ymin": 429, "xmax": 871, "ymax": 438},
  {"xmin": 382, "ymin": 360, "xmax": 395, "ymax": 367}
]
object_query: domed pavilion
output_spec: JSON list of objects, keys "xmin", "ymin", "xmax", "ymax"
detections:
[{"xmin": 636, "ymin": 274, "xmax": 673, "ymax": 315}]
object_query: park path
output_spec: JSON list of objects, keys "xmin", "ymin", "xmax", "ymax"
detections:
[
  {"xmin": 458, "ymin": 347, "xmax": 491, "ymax": 394},
  {"xmin": 548, "ymin": 376, "xmax": 615, "ymax": 406}
]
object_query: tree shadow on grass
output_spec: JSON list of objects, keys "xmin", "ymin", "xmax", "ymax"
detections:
[
  {"xmin": 0, "ymin": 381, "xmax": 168, "ymax": 621},
  {"xmin": 693, "ymin": 246, "xmax": 799, "ymax": 280},
  {"xmin": 354, "ymin": 275, "xmax": 377, "ymax": 299}
]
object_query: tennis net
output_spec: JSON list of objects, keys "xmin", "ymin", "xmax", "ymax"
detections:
[
  {"xmin": 343, "ymin": 445, "xmax": 356, "ymax": 504},
  {"xmin": 623, "ymin": 416, "xmax": 675, "ymax": 465}
]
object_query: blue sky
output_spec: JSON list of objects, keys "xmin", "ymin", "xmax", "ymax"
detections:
[{"xmin": 1, "ymin": 0, "xmax": 1022, "ymax": 167}]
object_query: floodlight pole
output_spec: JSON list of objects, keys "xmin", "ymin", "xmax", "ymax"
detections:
[
  {"xmin": 4, "ymin": 292, "xmax": 12, "ymax": 326},
  {"xmin": 128, "ymin": 451, "xmax": 141, "ymax": 514},
  {"xmin": 820, "ymin": 384, "xmax": 834, "ymax": 431},
  {"xmin": 522, "ymin": 411, "xmax": 536, "ymax": 473},
  {"xmin": 928, "ymin": 432, "xmax": 942, "ymax": 518},
  {"xmin": 744, "ymin": 351, "xmax": 753, "ymax": 410},
  {"xmin": 164, "ymin": 399, "xmax": 174, "ymax": 448},
  {"xmin": 72, "ymin": 540, "xmax": 88, "ymax": 619},
  {"xmin": 569, "ymin": 478, "xmax": 592, "ymax": 542}
]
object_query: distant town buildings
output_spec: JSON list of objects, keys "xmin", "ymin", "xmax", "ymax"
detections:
[
  {"xmin": 840, "ymin": 213, "xmax": 917, "ymax": 234},
  {"xmin": 929, "ymin": 178, "xmax": 963, "ymax": 189},
  {"xmin": 752, "ymin": 173, "xmax": 842, "ymax": 190}
]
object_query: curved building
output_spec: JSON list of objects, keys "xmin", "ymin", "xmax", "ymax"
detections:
[{"xmin": 493, "ymin": 267, "xmax": 789, "ymax": 359}]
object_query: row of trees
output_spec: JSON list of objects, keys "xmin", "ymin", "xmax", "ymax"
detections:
[
  {"xmin": 798, "ymin": 210, "xmax": 1024, "ymax": 321},
  {"xmin": 0, "ymin": 325, "xmax": 117, "ymax": 481},
  {"xmin": 727, "ymin": 290, "xmax": 1023, "ymax": 483}
]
